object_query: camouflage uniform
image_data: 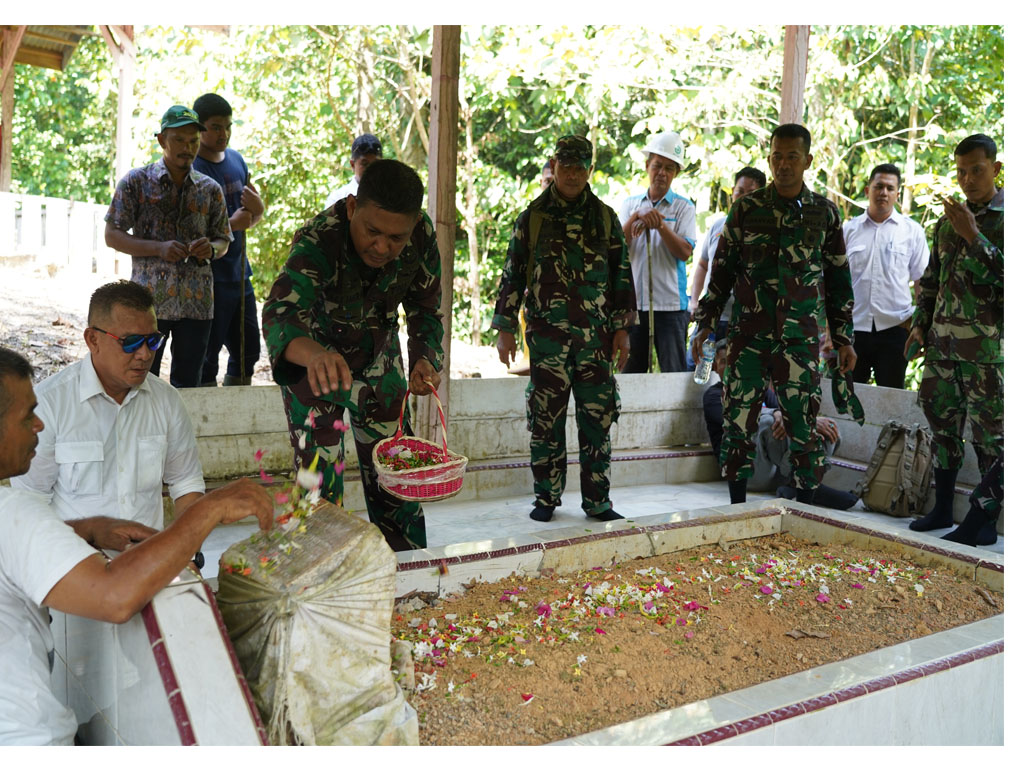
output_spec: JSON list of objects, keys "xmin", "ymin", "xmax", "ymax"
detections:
[
  {"xmin": 262, "ymin": 203, "xmax": 444, "ymax": 551},
  {"xmin": 693, "ymin": 183, "xmax": 853, "ymax": 490},
  {"xmin": 492, "ymin": 139, "xmax": 636, "ymax": 516},
  {"xmin": 912, "ymin": 189, "xmax": 1003, "ymax": 474},
  {"xmin": 971, "ymin": 451, "xmax": 1003, "ymax": 523}
]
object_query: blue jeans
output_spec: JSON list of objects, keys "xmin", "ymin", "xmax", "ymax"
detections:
[
  {"xmin": 624, "ymin": 310, "xmax": 691, "ymax": 373},
  {"xmin": 150, "ymin": 318, "xmax": 213, "ymax": 388},
  {"xmin": 202, "ymin": 285, "xmax": 261, "ymax": 384}
]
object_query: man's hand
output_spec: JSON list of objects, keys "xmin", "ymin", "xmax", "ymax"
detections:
[
  {"xmin": 690, "ymin": 326, "xmax": 711, "ymax": 367},
  {"xmin": 819, "ymin": 327, "xmax": 834, "ymax": 359},
  {"xmin": 496, "ymin": 330, "xmax": 517, "ymax": 367},
  {"xmin": 229, "ymin": 207, "xmax": 254, "ymax": 232},
  {"xmin": 611, "ymin": 329, "xmax": 630, "ymax": 371},
  {"xmin": 306, "ymin": 347, "xmax": 353, "ymax": 397},
  {"xmin": 188, "ymin": 237, "xmax": 213, "ymax": 262},
  {"xmin": 241, "ymin": 182, "xmax": 265, "ymax": 218},
  {"xmin": 631, "ymin": 209, "xmax": 665, "ymax": 238},
  {"xmin": 904, "ymin": 326, "xmax": 925, "ymax": 360},
  {"xmin": 770, "ymin": 409, "xmax": 786, "ymax": 440},
  {"xmin": 836, "ymin": 344, "xmax": 857, "ymax": 374},
  {"xmin": 943, "ymin": 197, "xmax": 980, "ymax": 244},
  {"xmin": 815, "ymin": 416, "xmax": 839, "ymax": 445},
  {"xmin": 71, "ymin": 517, "xmax": 157, "ymax": 552},
  {"xmin": 201, "ymin": 478, "xmax": 274, "ymax": 530},
  {"xmin": 158, "ymin": 240, "xmax": 189, "ymax": 263},
  {"xmin": 409, "ymin": 358, "xmax": 441, "ymax": 396}
]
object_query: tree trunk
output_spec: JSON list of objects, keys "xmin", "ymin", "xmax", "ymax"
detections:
[
  {"xmin": 901, "ymin": 38, "xmax": 935, "ymax": 214},
  {"xmin": 461, "ymin": 109, "xmax": 482, "ymax": 345}
]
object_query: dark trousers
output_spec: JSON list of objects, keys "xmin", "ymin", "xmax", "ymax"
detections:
[
  {"xmin": 624, "ymin": 310, "xmax": 691, "ymax": 373},
  {"xmin": 852, "ymin": 322, "xmax": 909, "ymax": 389},
  {"xmin": 150, "ymin": 318, "xmax": 213, "ymax": 389},
  {"xmin": 202, "ymin": 287, "xmax": 261, "ymax": 384}
]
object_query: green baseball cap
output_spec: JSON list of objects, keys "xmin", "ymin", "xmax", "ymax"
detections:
[
  {"xmin": 554, "ymin": 134, "xmax": 593, "ymax": 167},
  {"xmin": 155, "ymin": 105, "xmax": 206, "ymax": 135}
]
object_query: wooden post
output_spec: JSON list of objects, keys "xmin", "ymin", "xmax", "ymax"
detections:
[
  {"xmin": 781, "ymin": 25, "xmax": 809, "ymax": 126},
  {"xmin": 101, "ymin": 26, "xmax": 135, "ymax": 187},
  {"xmin": 419, "ymin": 25, "xmax": 460, "ymax": 442},
  {"xmin": 0, "ymin": 26, "xmax": 27, "ymax": 192}
]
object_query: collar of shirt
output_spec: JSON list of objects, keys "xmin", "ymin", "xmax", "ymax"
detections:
[
  {"xmin": 148, "ymin": 157, "xmax": 200, "ymax": 189},
  {"xmin": 548, "ymin": 184, "xmax": 591, "ymax": 211},
  {"xmin": 971, "ymin": 187, "xmax": 1004, "ymax": 215},
  {"xmin": 644, "ymin": 188, "xmax": 681, "ymax": 207},
  {"xmin": 78, "ymin": 352, "xmax": 149, "ymax": 406}
]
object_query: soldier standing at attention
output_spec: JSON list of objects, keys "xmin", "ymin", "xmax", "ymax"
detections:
[
  {"xmin": 904, "ymin": 133, "xmax": 1002, "ymax": 541},
  {"xmin": 691, "ymin": 123, "xmax": 856, "ymax": 506},
  {"xmin": 262, "ymin": 160, "xmax": 443, "ymax": 551},
  {"xmin": 492, "ymin": 135, "xmax": 637, "ymax": 523}
]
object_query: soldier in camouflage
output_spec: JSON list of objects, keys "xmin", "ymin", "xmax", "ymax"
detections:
[
  {"xmin": 492, "ymin": 135, "xmax": 637, "ymax": 523},
  {"xmin": 941, "ymin": 452, "xmax": 1002, "ymax": 547},
  {"xmin": 262, "ymin": 159, "xmax": 443, "ymax": 551},
  {"xmin": 905, "ymin": 134, "xmax": 1003, "ymax": 539},
  {"xmin": 691, "ymin": 124, "xmax": 856, "ymax": 506}
]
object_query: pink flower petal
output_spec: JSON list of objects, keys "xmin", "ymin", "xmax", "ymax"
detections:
[
  {"xmin": 852, "ymin": 583, "xmax": 865, "ymax": 589},
  {"xmin": 334, "ymin": 460, "xmax": 345, "ymax": 475},
  {"xmin": 684, "ymin": 631, "xmax": 695, "ymax": 639},
  {"xmin": 333, "ymin": 419, "xmax": 345, "ymax": 431},
  {"xmin": 274, "ymin": 492, "xmax": 290, "ymax": 505},
  {"xmin": 760, "ymin": 585, "xmax": 773, "ymax": 595},
  {"xmin": 259, "ymin": 468, "xmax": 271, "ymax": 483},
  {"xmin": 595, "ymin": 627, "xmax": 606, "ymax": 635},
  {"xmin": 815, "ymin": 593, "xmax": 830, "ymax": 603},
  {"xmin": 254, "ymin": 449, "xmax": 265, "ymax": 463}
]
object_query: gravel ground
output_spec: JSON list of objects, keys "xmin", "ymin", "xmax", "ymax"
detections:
[{"xmin": 0, "ymin": 264, "xmax": 512, "ymax": 383}]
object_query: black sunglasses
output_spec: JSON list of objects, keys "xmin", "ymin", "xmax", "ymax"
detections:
[{"xmin": 90, "ymin": 326, "xmax": 165, "ymax": 353}]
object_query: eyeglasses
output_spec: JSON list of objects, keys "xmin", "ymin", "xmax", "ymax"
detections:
[{"xmin": 89, "ymin": 326, "xmax": 165, "ymax": 353}]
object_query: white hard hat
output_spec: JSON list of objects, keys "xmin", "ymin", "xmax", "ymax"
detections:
[{"xmin": 642, "ymin": 132, "xmax": 684, "ymax": 166}]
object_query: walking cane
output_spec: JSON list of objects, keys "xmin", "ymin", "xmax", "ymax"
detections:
[
  {"xmin": 238, "ymin": 173, "xmax": 250, "ymax": 385},
  {"xmin": 645, "ymin": 227, "xmax": 654, "ymax": 372}
]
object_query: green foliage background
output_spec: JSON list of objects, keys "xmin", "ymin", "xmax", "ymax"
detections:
[{"xmin": 9, "ymin": 25, "xmax": 1003, "ymax": 384}]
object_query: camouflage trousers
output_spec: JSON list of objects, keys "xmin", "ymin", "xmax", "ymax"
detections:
[
  {"xmin": 722, "ymin": 335, "xmax": 824, "ymax": 489},
  {"xmin": 918, "ymin": 359, "xmax": 1002, "ymax": 474},
  {"xmin": 970, "ymin": 452, "xmax": 1003, "ymax": 524},
  {"xmin": 526, "ymin": 331, "xmax": 620, "ymax": 516},
  {"xmin": 279, "ymin": 351, "xmax": 426, "ymax": 551}
]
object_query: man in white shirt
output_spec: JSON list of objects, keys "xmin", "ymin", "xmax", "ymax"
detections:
[
  {"xmin": 619, "ymin": 131, "xmax": 698, "ymax": 372},
  {"xmin": 12, "ymin": 281, "xmax": 206, "ymax": 530},
  {"xmin": 323, "ymin": 133, "xmax": 382, "ymax": 210},
  {"xmin": 0, "ymin": 346, "xmax": 272, "ymax": 744},
  {"xmin": 689, "ymin": 166, "xmax": 767, "ymax": 344},
  {"xmin": 842, "ymin": 163, "xmax": 929, "ymax": 388}
]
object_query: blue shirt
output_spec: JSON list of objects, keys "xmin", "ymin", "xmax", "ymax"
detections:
[{"xmin": 193, "ymin": 148, "xmax": 253, "ymax": 289}]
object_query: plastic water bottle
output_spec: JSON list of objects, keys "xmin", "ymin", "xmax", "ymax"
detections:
[{"xmin": 693, "ymin": 334, "xmax": 717, "ymax": 385}]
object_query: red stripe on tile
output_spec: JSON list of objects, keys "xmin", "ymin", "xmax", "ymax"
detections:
[{"xmin": 141, "ymin": 604, "xmax": 197, "ymax": 746}]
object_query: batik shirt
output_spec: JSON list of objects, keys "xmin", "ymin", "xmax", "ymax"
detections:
[{"xmin": 105, "ymin": 158, "xmax": 232, "ymax": 321}]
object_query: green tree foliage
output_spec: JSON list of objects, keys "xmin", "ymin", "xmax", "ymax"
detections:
[{"xmin": 8, "ymin": 24, "xmax": 1003, "ymax": 384}]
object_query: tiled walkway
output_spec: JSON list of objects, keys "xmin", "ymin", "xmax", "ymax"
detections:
[{"xmin": 198, "ymin": 480, "xmax": 1002, "ymax": 581}]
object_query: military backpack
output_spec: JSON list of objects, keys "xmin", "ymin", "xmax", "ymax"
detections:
[{"xmin": 855, "ymin": 421, "xmax": 934, "ymax": 517}]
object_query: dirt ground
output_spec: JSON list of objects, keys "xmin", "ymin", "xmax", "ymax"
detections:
[
  {"xmin": 393, "ymin": 532, "xmax": 1003, "ymax": 746},
  {"xmin": 0, "ymin": 264, "xmax": 511, "ymax": 383}
]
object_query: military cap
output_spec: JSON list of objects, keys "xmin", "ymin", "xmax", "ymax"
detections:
[
  {"xmin": 156, "ymin": 105, "xmax": 205, "ymax": 135},
  {"xmin": 554, "ymin": 135, "xmax": 593, "ymax": 167}
]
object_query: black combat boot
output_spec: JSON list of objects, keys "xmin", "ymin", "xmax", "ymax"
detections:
[
  {"xmin": 909, "ymin": 467, "xmax": 958, "ymax": 531},
  {"xmin": 728, "ymin": 479, "xmax": 747, "ymax": 504}
]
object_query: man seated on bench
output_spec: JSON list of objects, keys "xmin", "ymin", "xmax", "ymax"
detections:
[{"xmin": 702, "ymin": 340, "xmax": 857, "ymax": 509}]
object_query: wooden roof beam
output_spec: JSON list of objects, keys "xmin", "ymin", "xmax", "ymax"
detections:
[{"xmin": 1, "ymin": 26, "xmax": 27, "ymax": 91}]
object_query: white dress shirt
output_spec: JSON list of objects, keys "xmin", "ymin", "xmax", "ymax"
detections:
[
  {"xmin": 842, "ymin": 210, "xmax": 929, "ymax": 332},
  {"xmin": 11, "ymin": 355, "xmax": 205, "ymax": 530},
  {"xmin": 618, "ymin": 189, "xmax": 698, "ymax": 311},
  {"xmin": 696, "ymin": 214, "xmax": 734, "ymax": 322},
  {"xmin": 0, "ymin": 487, "xmax": 98, "ymax": 745},
  {"xmin": 324, "ymin": 178, "xmax": 359, "ymax": 210}
]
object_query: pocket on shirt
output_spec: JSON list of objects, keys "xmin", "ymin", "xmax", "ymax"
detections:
[
  {"xmin": 54, "ymin": 441, "xmax": 105, "ymax": 496},
  {"xmin": 136, "ymin": 436, "xmax": 168, "ymax": 495},
  {"xmin": 847, "ymin": 244, "xmax": 868, "ymax": 271}
]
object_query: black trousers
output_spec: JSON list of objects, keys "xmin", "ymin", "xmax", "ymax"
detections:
[{"xmin": 852, "ymin": 323, "xmax": 909, "ymax": 389}]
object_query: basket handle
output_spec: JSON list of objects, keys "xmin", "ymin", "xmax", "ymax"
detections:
[{"xmin": 392, "ymin": 383, "xmax": 449, "ymax": 459}]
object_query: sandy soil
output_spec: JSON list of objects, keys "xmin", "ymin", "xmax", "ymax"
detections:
[
  {"xmin": 392, "ymin": 532, "xmax": 1002, "ymax": 746},
  {"xmin": 0, "ymin": 264, "xmax": 512, "ymax": 383}
]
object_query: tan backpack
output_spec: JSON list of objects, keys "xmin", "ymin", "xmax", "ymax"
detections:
[{"xmin": 856, "ymin": 421, "xmax": 934, "ymax": 517}]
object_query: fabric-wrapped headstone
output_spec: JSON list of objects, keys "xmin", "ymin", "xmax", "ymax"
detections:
[{"xmin": 216, "ymin": 500, "xmax": 417, "ymax": 745}]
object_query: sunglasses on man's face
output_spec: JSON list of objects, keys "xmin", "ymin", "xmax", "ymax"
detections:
[{"xmin": 90, "ymin": 326, "xmax": 165, "ymax": 353}]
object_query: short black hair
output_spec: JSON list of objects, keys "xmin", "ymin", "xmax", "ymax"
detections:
[
  {"xmin": 954, "ymin": 133, "xmax": 998, "ymax": 160},
  {"xmin": 734, "ymin": 166, "xmax": 767, "ymax": 189},
  {"xmin": 769, "ymin": 123, "xmax": 812, "ymax": 153},
  {"xmin": 869, "ymin": 163, "xmax": 901, "ymax": 186},
  {"xmin": 193, "ymin": 93, "xmax": 232, "ymax": 123},
  {"xmin": 88, "ymin": 280, "xmax": 155, "ymax": 326},
  {"xmin": 0, "ymin": 347, "xmax": 33, "ymax": 416},
  {"xmin": 542, "ymin": 160, "xmax": 553, "ymax": 173},
  {"xmin": 355, "ymin": 159, "xmax": 424, "ymax": 216}
]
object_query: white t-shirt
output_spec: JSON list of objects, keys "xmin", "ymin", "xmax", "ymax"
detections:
[
  {"xmin": 842, "ymin": 210, "xmax": 929, "ymax": 332},
  {"xmin": 0, "ymin": 487, "xmax": 98, "ymax": 745},
  {"xmin": 696, "ymin": 214, "xmax": 734, "ymax": 322},
  {"xmin": 10, "ymin": 356, "xmax": 205, "ymax": 530},
  {"xmin": 324, "ymin": 178, "xmax": 359, "ymax": 210}
]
